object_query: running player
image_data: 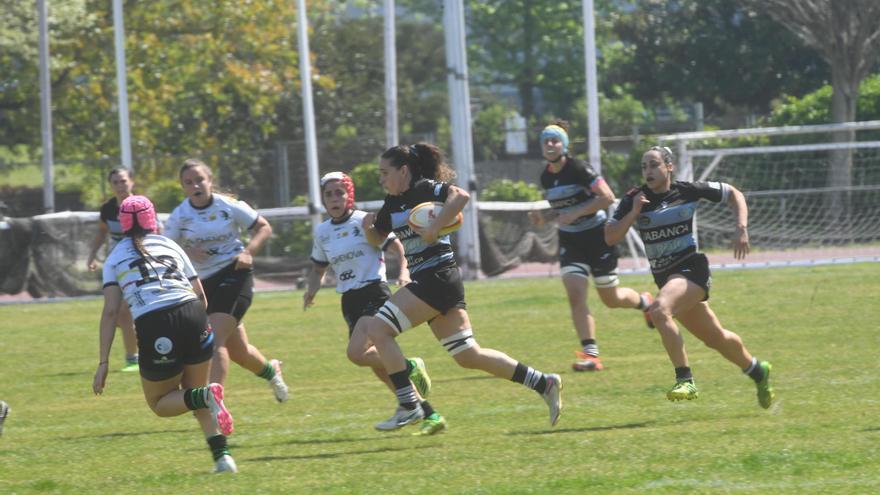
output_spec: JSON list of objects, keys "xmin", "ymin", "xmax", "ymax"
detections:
[
  {"xmin": 86, "ymin": 167, "xmax": 139, "ymax": 372},
  {"xmin": 605, "ymin": 146, "xmax": 775, "ymax": 408},
  {"xmin": 362, "ymin": 143, "xmax": 563, "ymax": 430},
  {"xmin": 92, "ymin": 195, "xmax": 237, "ymax": 473},
  {"xmin": 529, "ymin": 121, "xmax": 653, "ymax": 372},
  {"xmin": 164, "ymin": 159, "xmax": 289, "ymax": 402},
  {"xmin": 304, "ymin": 171, "xmax": 446, "ymax": 435}
]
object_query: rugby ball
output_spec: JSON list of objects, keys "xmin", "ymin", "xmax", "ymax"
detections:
[{"xmin": 407, "ymin": 201, "xmax": 463, "ymax": 236}]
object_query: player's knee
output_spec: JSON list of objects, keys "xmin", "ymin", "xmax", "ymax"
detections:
[
  {"xmin": 441, "ymin": 328, "xmax": 478, "ymax": 367},
  {"xmin": 373, "ymin": 301, "xmax": 412, "ymax": 335},
  {"xmin": 648, "ymin": 304, "xmax": 672, "ymax": 326},
  {"xmin": 345, "ymin": 344, "xmax": 369, "ymax": 366}
]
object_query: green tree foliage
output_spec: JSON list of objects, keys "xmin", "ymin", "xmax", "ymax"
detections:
[
  {"xmin": 347, "ymin": 162, "xmax": 385, "ymax": 202},
  {"xmin": 480, "ymin": 178, "xmax": 542, "ymax": 201},
  {"xmin": 766, "ymin": 74, "xmax": 880, "ymax": 128},
  {"xmin": 609, "ymin": 0, "xmax": 829, "ymax": 115}
]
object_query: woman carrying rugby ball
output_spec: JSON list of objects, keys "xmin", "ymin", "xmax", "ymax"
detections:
[{"xmin": 361, "ymin": 143, "xmax": 563, "ymax": 430}]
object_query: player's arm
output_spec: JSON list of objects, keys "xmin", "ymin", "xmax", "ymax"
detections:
[
  {"xmin": 416, "ymin": 185, "xmax": 469, "ymax": 245},
  {"xmin": 87, "ymin": 221, "xmax": 109, "ymax": 271},
  {"xmin": 363, "ymin": 212, "xmax": 389, "ymax": 247},
  {"xmin": 191, "ymin": 277, "xmax": 207, "ymax": 310},
  {"xmin": 303, "ymin": 262, "xmax": 328, "ymax": 310},
  {"xmin": 237, "ymin": 216, "xmax": 273, "ymax": 270},
  {"xmin": 605, "ymin": 192, "xmax": 648, "ymax": 246},
  {"xmin": 557, "ymin": 179, "xmax": 614, "ymax": 225},
  {"xmin": 726, "ymin": 185, "xmax": 750, "ymax": 260},
  {"xmin": 93, "ymin": 285, "xmax": 122, "ymax": 395},
  {"xmin": 385, "ymin": 237, "xmax": 410, "ymax": 286}
]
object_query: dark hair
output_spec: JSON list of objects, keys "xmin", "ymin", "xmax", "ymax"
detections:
[
  {"xmin": 179, "ymin": 158, "xmax": 213, "ymax": 179},
  {"xmin": 108, "ymin": 167, "xmax": 133, "ymax": 181},
  {"xmin": 550, "ymin": 119, "xmax": 570, "ymax": 133},
  {"xmin": 648, "ymin": 145, "xmax": 675, "ymax": 165},
  {"xmin": 380, "ymin": 143, "xmax": 456, "ymax": 185}
]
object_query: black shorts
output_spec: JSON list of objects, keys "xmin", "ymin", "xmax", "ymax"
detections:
[
  {"xmin": 406, "ymin": 263, "xmax": 467, "ymax": 314},
  {"xmin": 652, "ymin": 253, "xmax": 712, "ymax": 301},
  {"xmin": 341, "ymin": 281, "xmax": 392, "ymax": 336},
  {"xmin": 201, "ymin": 261, "xmax": 254, "ymax": 321},
  {"xmin": 134, "ymin": 299, "xmax": 214, "ymax": 381},
  {"xmin": 558, "ymin": 225, "xmax": 619, "ymax": 288}
]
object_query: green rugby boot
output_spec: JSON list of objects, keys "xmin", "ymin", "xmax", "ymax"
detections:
[
  {"xmin": 412, "ymin": 413, "xmax": 447, "ymax": 436},
  {"xmin": 667, "ymin": 379, "xmax": 699, "ymax": 402},
  {"xmin": 756, "ymin": 361, "xmax": 776, "ymax": 409},
  {"xmin": 408, "ymin": 357, "xmax": 432, "ymax": 398}
]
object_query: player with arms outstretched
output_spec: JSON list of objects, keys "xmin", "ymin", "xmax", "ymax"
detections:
[{"xmin": 605, "ymin": 146, "xmax": 775, "ymax": 408}]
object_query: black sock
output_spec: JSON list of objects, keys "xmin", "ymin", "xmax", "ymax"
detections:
[
  {"xmin": 389, "ymin": 369, "xmax": 418, "ymax": 410},
  {"xmin": 511, "ymin": 362, "xmax": 547, "ymax": 394},
  {"xmin": 744, "ymin": 358, "xmax": 764, "ymax": 383},
  {"xmin": 207, "ymin": 434, "xmax": 229, "ymax": 461},
  {"xmin": 183, "ymin": 387, "xmax": 208, "ymax": 410},
  {"xmin": 674, "ymin": 367, "xmax": 693, "ymax": 381},
  {"xmin": 580, "ymin": 339, "xmax": 596, "ymax": 347},
  {"xmin": 420, "ymin": 400, "xmax": 435, "ymax": 418}
]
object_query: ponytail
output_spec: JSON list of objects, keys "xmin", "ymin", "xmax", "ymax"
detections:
[{"xmin": 381, "ymin": 143, "xmax": 456, "ymax": 185}]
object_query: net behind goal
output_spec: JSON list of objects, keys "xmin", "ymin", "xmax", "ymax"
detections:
[{"xmin": 662, "ymin": 121, "xmax": 880, "ymax": 265}]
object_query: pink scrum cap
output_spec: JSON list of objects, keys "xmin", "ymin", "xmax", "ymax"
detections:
[{"xmin": 118, "ymin": 195, "xmax": 158, "ymax": 234}]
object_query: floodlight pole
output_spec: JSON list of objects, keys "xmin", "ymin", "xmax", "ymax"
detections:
[
  {"xmin": 384, "ymin": 0, "xmax": 399, "ymax": 147},
  {"xmin": 295, "ymin": 0, "xmax": 323, "ymax": 231},
  {"xmin": 582, "ymin": 0, "xmax": 601, "ymax": 173},
  {"xmin": 443, "ymin": 0, "xmax": 481, "ymax": 279},
  {"xmin": 37, "ymin": 0, "xmax": 54, "ymax": 213},
  {"xmin": 113, "ymin": 0, "xmax": 133, "ymax": 171}
]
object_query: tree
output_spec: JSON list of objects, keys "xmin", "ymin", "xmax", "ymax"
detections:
[
  {"xmin": 743, "ymin": 0, "xmax": 880, "ymax": 192},
  {"xmin": 610, "ymin": 0, "xmax": 829, "ymax": 117}
]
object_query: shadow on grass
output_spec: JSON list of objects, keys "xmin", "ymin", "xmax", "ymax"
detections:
[
  {"xmin": 233, "ymin": 434, "xmax": 401, "ymax": 449},
  {"xmin": 432, "ymin": 374, "xmax": 496, "ymax": 384},
  {"xmin": 43, "ymin": 370, "xmax": 92, "ymax": 377},
  {"xmin": 62, "ymin": 428, "xmax": 191, "ymax": 440},
  {"xmin": 861, "ymin": 427, "xmax": 880, "ymax": 432},
  {"xmin": 506, "ymin": 421, "xmax": 653, "ymax": 436},
  {"xmin": 247, "ymin": 443, "xmax": 440, "ymax": 462}
]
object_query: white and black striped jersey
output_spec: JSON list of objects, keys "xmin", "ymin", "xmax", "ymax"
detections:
[
  {"xmin": 540, "ymin": 157, "xmax": 607, "ymax": 233},
  {"xmin": 99, "ymin": 197, "xmax": 125, "ymax": 246},
  {"xmin": 374, "ymin": 178, "xmax": 455, "ymax": 275},
  {"xmin": 613, "ymin": 180, "xmax": 731, "ymax": 273},
  {"xmin": 164, "ymin": 194, "xmax": 260, "ymax": 279},
  {"xmin": 311, "ymin": 210, "xmax": 388, "ymax": 293},
  {"xmin": 102, "ymin": 234, "xmax": 199, "ymax": 320}
]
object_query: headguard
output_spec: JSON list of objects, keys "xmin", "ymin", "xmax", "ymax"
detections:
[
  {"xmin": 540, "ymin": 124, "xmax": 570, "ymax": 155},
  {"xmin": 119, "ymin": 195, "xmax": 158, "ymax": 234},
  {"xmin": 320, "ymin": 172, "xmax": 355, "ymax": 211}
]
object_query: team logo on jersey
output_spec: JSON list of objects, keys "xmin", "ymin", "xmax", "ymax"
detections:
[
  {"xmin": 637, "ymin": 215, "xmax": 651, "ymax": 227},
  {"xmin": 678, "ymin": 206, "xmax": 695, "ymax": 219},
  {"xmin": 209, "ymin": 214, "xmax": 217, "ymax": 221},
  {"xmin": 219, "ymin": 211, "xmax": 230, "ymax": 220},
  {"xmin": 352, "ymin": 226, "xmax": 362, "ymax": 237},
  {"xmin": 154, "ymin": 337, "xmax": 173, "ymax": 355}
]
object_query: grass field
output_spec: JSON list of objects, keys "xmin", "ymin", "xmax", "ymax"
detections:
[{"xmin": 1, "ymin": 263, "xmax": 879, "ymax": 494}]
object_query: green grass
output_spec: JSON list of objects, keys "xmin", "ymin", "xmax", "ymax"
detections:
[{"xmin": 1, "ymin": 263, "xmax": 879, "ymax": 494}]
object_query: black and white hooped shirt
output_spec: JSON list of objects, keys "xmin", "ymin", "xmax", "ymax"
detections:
[
  {"xmin": 612, "ymin": 181, "xmax": 731, "ymax": 273},
  {"xmin": 311, "ymin": 210, "xmax": 390, "ymax": 294},
  {"xmin": 99, "ymin": 197, "xmax": 125, "ymax": 246},
  {"xmin": 102, "ymin": 234, "xmax": 199, "ymax": 319},
  {"xmin": 164, "ymin": 194, "xmax": 260, "ymax": 279},
  {"xmin": 540, "ymin": 157, "xmax": 607, "ymax": 233},
  {"xmin": 374, "ymin": 178, "xmax": 455, "ymax": 275}
]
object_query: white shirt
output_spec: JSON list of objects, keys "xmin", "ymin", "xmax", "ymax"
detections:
[
  {"xmin": 103, "ymin": 234, "xmax": 199, "ymax": 320},
  {"xmin": 311, "ymin": 210, "xmax": 388, "ymax": 293},
  {"xmin": 164, "ymin": 194, "xmax": 259, "ymax": 278}
]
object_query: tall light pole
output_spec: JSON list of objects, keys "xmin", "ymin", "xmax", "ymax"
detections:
[
  {"xmin": 37, "ymin": 0, "xmax": 54, "ymax": 212},
  {"xmin": 112, "ymin": 0, "xmax": 133, "ymax": 171},
  {"xmin": 443, "ymin": 0, "xmax": 481, "ymax": 278},
  {"xmin": 295, "ymin": 0, "xmax": 322, "ymax": 231},
  {"xmin": 582, "ymin": 0, "xmax": 601, "ymax": 173},
  {"xmin": 384, "ymin": 0, "xmax": 398, "ymax": 147}
]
